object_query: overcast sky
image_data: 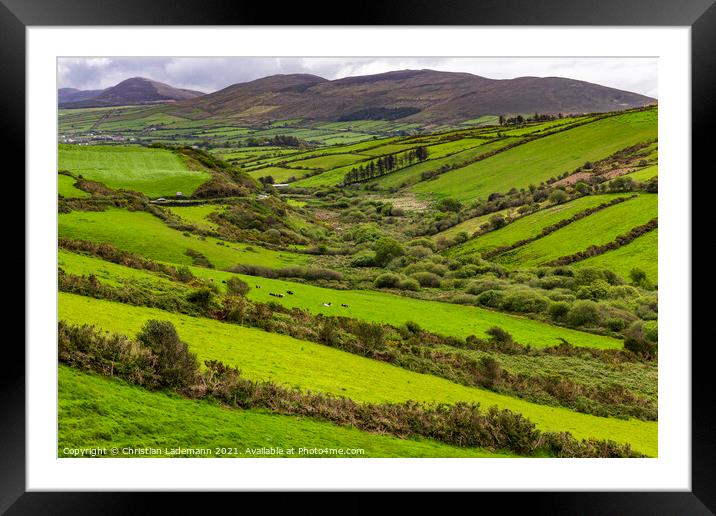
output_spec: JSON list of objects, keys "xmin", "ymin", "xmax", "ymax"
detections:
[{"xmin": 57, "ymin": 57, "xmax": 658, "ymax": 98}]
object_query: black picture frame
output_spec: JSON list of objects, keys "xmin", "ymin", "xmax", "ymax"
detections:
[{"xmin": 3, "ymin": 0, "xmax": 712, "ymax": 512}]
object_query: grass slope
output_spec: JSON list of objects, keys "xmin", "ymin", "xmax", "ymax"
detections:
[
  {"xmin": 58, "ymin": 144, "xmax": 211, "ymax": 198},
  {"xmin": 59, "ymin": 248, "xmax": 621, "ymax": 349},
  {"xmin": 58, "ymin": 174, "xmax": 90, "ymax": 198},
  {"xmin": 450, "ymin": 194, "xmax": 628, "ymax": 258},
  {"xmin": 573, "ymin": 229, "xmax": 658, "ymax": 283},
  {"xmin": 494, "ymin": 194, "xmax": 657, "ymax": 269},
  {"xmin": 410, "ymin": 109, "xmax": 657, "ymax": 202},
  {"xmin": 58, "ymin": 293, "xmax": 657, "ymax": 455},
  {"xmin": 59, "ymin": 366, "xmax": 507, "ymax": 458},
  {"xmin": 58, "ymin": 208, "xmax": 306, "ymax": 269}
]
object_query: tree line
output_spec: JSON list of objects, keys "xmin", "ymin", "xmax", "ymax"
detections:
[{"xmin": 343, "ymin": 146, "xmax": 429, "ymax": 185}]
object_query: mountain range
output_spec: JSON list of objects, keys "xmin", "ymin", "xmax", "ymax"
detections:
[{"xmin": 59, "ymin": 70, "xmax": 656, "ymax": 124}]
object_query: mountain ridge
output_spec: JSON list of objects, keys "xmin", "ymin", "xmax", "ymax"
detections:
[{"xmin": 59, "ymin": 77, "xmax": 205, "ymax": 108}]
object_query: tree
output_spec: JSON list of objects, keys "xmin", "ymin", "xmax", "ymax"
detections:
[{"xmin": 415, "ymin": 146, "xmax": 429, "ymax": 161}]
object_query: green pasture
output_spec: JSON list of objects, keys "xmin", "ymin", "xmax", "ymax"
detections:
[
  {"xmin": 371, "ymin": 139, "xmax": 517, "ymax": 190},
  {"xmin": 494, "ymin": 194, "xmax": 658, "ymax": 269},
  {"xmin": 58, "ymin": 293, "xmax": 657, "ymax": 456},
  {"xmin": 573, "ymin": 229, "xmax": 658, "ymax": 284},
  {"xmin": 624, "ymin": 165, "xmax": 658, "ymax": 182},
  {"xmin": 59, "ymin": 366, "xmax": 506, "ymax": 458},
  {"xmin": 58, "ymin": 248, "xmax": 621, "ymax": 350},
  {"xmin": 285, "ymin": 153, "xmax": 368, "ymax": 170},
  {"xmin": 410, "ymin": 109, "xmax": 658, "ymax": 202},
  {"xmin": 58, "ymin": 208, "xmax": 306, "ymax": 269},
  {"xmin": 450, "ymin": 194, "xmax": 630, "ymax": 258},
  {"xmin": 58, "ymin": 174, "xmax": 90, "ymax": 198},
  {"xmin": 58, "ymin": 144, "xmax": 211, "ymax": 197}
]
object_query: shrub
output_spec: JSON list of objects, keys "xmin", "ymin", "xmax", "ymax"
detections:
[
  {"xmin": 466, "ymin": 278, "xmax": 505, "ymax": 295},
  {"xmin": 567, "ymin": 300, "xmax": 601, "ymax": 326},
  {"xmin": 576, "ymin": 279, "xmax": 611, "ymax": 300},
  {"xmin": 185, "ymin": 249, "xmax": 214, "ymax": 268},
  {"xmin": 226, "ymin": 277, "xmax": 250, "ymax": 297},
  {"xmin": 435, "ymin": 198, "xmax": 462, "ymax": 213},
  {"xmin": 549, "ymin": 189, "xmax": 568, "ymax": 204},
  {"xmin": 477, "ymin": 289, "xmax": 505, "ymax": 308},
  {"xmin": 500, "ymin": 290, "xmax": 550, "ymax": 314},
  {"xmin": 136, "ymin": 320, "xmax": 198, "ymax": 388},
  {"xmin": 176, "ymin": 266, "xmax": 194, "ymax": 283},
  {"xmin": 186, "ymin": 287, "xmax": 217, "ymax": 311},
  {"xmin": 623, "ymin": 322, "xmax": 657, "ymax": 358},
  {"xmin": 398, "ymin": 278, "xmax": 421, "ymax": 291},
  {"xmin": 548, "ymin": 301, "xmax": 571, "ymax": 320},
  {"xmin": 489, "ymin": 214, "xmax": 507, "ymax": 230},
  {"xmin": 374, "ymin": 273, "xmax": 401, "ymax": 288},
  {"xmin": 410, "ymin": 272, "xmax": 442, "ymax": 288},
  {"xmin": 350, "ymin": 252, "xmax": 375, "ymax": 267},
  {"xmin": 605, "ymin": 318, "xmax": 627, "ymax": 332},
  {"xmin": 453, "ymin": 231, "xmax": 469, "ymax": 244},
  {"xmin": 373, "ymin": 237, "xmax": 405, "ymax": 267}
]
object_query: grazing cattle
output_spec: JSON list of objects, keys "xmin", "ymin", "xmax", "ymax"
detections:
[
  {"xmin": 256, "ymin": 285, "xmax": 261, "ymax": 288},
  {"xmin": 287, "ymin": 290, "xmax": 294, "ymax": 295},
  {"xmin": 322, "ymin": 302, "xmax": 332, "ymax": 307},
  {"xmin": 221, "ymin": 280, "xmax": 226, "ymax": 284},
  {"xmin": 269, "ymin": 292, "xmax": 284, "ymax": 298},
  {"xmin": 341, "ymin": 304, "xmax": 349, "ymax": 308}
]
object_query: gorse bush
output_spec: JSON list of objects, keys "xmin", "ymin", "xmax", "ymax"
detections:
[{"xmin": 136, "ymin": 320, "xmax": 199, "ymax": 388}]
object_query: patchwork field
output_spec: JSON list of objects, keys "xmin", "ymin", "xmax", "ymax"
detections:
[
  {"xmin": 450, "ymin": 194, "xmax": 630, "ymax": 258},
  {"xmin": 59, "ymin": 293, "xmax": 657, "ymax": 456},
  {"xmin": 493, "ymin": 194, "xmax": 657, "ymax": 269},
  {"xmin": 58, "ymin": 144, "xmax": 211, "ymax": 197},
  {"xmin": 410, "ymin": 110, "xmax": 657, "ymax": 202},
  {"xmin": 57, "ymin": 84, "xmax": 659, "ymax": 461}
]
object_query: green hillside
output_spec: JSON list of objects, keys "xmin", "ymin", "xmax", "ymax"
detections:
[
  {"xmin": 59, "ymin": 293, "xmax": 657, "ymax": 456},
  {"xmin": 58, "ymin": 144, "xmax": 211, "ymax": 197},
  {"xmin": 410, "ymin": 109, "xmax": 657, "ymax": 202}
]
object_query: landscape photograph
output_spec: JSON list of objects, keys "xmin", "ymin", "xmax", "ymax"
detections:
[{"xmin": 57, "ymin": 56, "xmax": 659, "ymax": 459}]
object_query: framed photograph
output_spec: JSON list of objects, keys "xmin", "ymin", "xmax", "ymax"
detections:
[{"xmin": 5, "ymin": 0, "xmax": 713, "ymax": 511}]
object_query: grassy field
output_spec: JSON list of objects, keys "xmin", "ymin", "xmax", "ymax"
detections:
[
  {"xmin": 58, "ymin": 174, "xmax": 90, "ymax": 198},
  {"xmin": 410, "ymin": 109, "xmax": 657, "ymax": 202},
  {"xmin": 285, "ymin": 153, "xmax": 368, "ymax": 170},
  {"xmin": 58, "ymin": 249, "xmax": 621, "ymax": 349},
  {"xmin": 625, "ymin": 164, "xmax": 658, "ymax": 182},
  {"xmin": 294, "ymin": 139, "xmax": 514, "ymax": 189},
  {"xmin": 59, "ymin": 366, "xmax": 509, "ymax": 458},
  {"xmin": 58, "ymin": 293, "xmax": 657, "ymax": 455},
  {"xmin": 58, "ymin": 144, "xmax": 211, "ymax": 197},
  {"xmin": 371, "ymin": 139, "xmax": 517, "ymax": 190},
  {"xmin": 247, "ymin": 166, "xmax": 309, "ymax": 182},
  {"xmin": 58, "ymin": 208, "xmax": 307, "ymax": 269},
  {"xmin": 493, "ymin": 194, "xmax": 658, "ymax": 269},
  {"xmin": 573, "ymin": 229, "xmax": 658, "ymax": 283},
  {"xmin": 450, "ymin": 194, "xmax": 629, "ymax": 258},
  {"xmin": 165, "ymin": 205, "xmax": 222, "ymax": 231}
]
